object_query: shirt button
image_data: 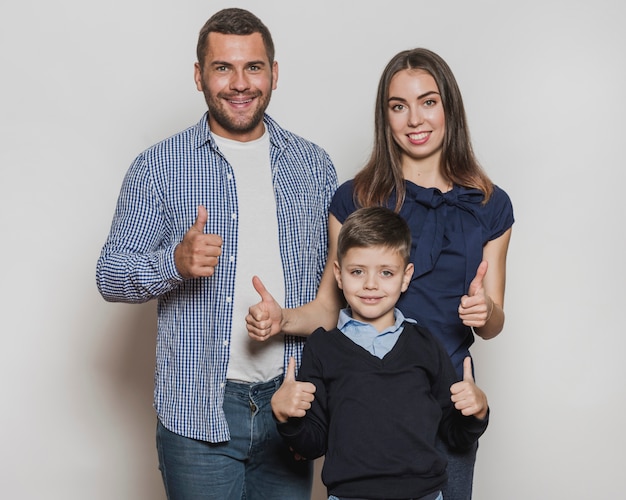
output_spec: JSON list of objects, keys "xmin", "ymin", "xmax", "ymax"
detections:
[
  {"xmin": 226, "ymin": 296, "xmax": 232, "ymax": 303},
  {"xmin": 231, "ymin": 212, "xmax": 237, "ymax": 220},
  {"xmin": 223, "ymin": 340, "xmax": 229, "ymax": 347},
  {"xmin": 229, "ymin": 255, "xmax": 235, "ymax": 263},
  {"xmin": 227, "ymin": 173, "xmax": 233, "ymax": 180}
]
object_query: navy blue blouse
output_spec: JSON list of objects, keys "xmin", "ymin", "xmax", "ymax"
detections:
[{"xmin": 329, "ymin": 179, "xmax": 514, "ymax": 377}]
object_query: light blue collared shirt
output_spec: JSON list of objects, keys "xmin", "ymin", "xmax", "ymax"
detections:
[{"xmin": 337, "ymin": 308, "xmax": 417, "ymax": 359}]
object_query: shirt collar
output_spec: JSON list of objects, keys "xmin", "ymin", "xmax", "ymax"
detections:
[
  {"xmin": 337, "ymin": 307, "xmax": 415, "ymax": 333},
  {"xmin": 194, "ymin": 112, "xmax": 288, "ymax": 151}
]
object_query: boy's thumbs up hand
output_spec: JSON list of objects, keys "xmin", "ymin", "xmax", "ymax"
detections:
[
  {"xmin": 450, "ymin": 357, "xmax": 488, "ymax": 420},
  {"xmin": 271, "ymin": 357, "xmax": 317, "ymax": 423}
]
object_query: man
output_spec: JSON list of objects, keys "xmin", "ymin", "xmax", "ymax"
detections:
[{"xmin": 96, "ymin": 8, "xmax": 337, "ymax": 499}]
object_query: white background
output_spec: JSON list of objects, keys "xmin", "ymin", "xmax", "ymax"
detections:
[{"xmin": 2, "ymin": 0, "xmax": 625, "ymax": 498}]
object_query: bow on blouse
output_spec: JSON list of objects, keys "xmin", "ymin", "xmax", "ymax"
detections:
[{"xmin": 409, "ymin": 186, "xmax": 485, "ymax": 291}]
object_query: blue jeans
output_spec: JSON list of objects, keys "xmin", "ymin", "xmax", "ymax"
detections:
[
  {"xmin": 438, "ymin": 440, "xmax": 478, "ymax": 500},
  {"xmin": 156, "ymin": 376, "xmax": 313, "ymax": 500}
]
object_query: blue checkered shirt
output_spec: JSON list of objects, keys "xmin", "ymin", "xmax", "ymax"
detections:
[{"xmin": 96, "ymin": 113, "xmax": 337, "ymax": 442}]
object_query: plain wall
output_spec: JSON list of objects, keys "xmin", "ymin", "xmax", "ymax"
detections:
[{"xmin": 2, "ymin": 0, "xmax": 625, "ymax": 498}]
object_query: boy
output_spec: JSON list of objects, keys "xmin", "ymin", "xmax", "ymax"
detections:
[{"xmin": 271, "ymin": 207, "xmax": 489, "ymax": 500}]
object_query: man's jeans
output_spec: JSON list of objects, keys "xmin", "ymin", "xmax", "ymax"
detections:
[{"xmin": 156, "ymin": 376, "xmax": 313, "ymax": 499}]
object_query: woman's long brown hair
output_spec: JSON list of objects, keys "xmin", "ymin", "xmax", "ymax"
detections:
[{"xmin": 354, "ymin": 48, "xmax": 494, "ymax": 212}]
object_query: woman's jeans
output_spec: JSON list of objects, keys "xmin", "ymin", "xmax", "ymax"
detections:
[
  {"xmin": 156, "ymin": 376, "xmax": 312, "ymax": 499},
  {"xmin": 438, "ymin": 439, "xmax": 478, "ymax": 500}
]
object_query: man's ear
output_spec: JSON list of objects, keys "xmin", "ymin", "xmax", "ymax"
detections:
[
  {"xmin": 193, "ymin": 62, "xmax": 203, "ymax": 91},
  {"xmin": 271, "ymin": 60, "xmax": 279, "ymax": 90}
]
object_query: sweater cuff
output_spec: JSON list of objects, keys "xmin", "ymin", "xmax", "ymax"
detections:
[
  {"xmin": 275, "ymin": 417, "xmax": 304, "ymax": 437},
  {"xmin": 469, "ymin": 407, "xmax": 490, "ymax": 430}
]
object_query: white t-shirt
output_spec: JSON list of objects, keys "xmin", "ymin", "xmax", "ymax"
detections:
[{"xmin": 213, "ymin": 130, "xmax": 285, "ymax": 383}]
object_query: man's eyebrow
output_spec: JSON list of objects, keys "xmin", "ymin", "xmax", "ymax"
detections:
[{"xmin": 209, "ymin": 60, "xmax": 267, "ymax": 67}]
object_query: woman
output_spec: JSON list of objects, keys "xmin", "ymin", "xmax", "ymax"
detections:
[{"xmin": 248, "ymin": 48, "xmax": 514, "ymax": 500}]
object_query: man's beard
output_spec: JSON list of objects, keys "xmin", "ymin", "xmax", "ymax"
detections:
[{"xmin": 203, "ymin": 87, "xmax": 272, "ymax": 135}]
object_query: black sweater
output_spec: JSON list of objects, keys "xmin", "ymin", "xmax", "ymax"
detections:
[{"xmin": 277, "ymin": 322, "xmax": 489, "ymax": 499}]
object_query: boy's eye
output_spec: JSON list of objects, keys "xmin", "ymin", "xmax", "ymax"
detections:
[
  {"xmin": 381, "ymin": 270, "xmax": 393, "ymax": 277},
  {"xmin": 350, "ymin": 269, "xmax": 363, "ymax": 276}
]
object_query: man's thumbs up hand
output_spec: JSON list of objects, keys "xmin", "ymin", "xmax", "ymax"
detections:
[{"xmin": 174, "ymin": 205, "xmax": 223, "ymax": 279}]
